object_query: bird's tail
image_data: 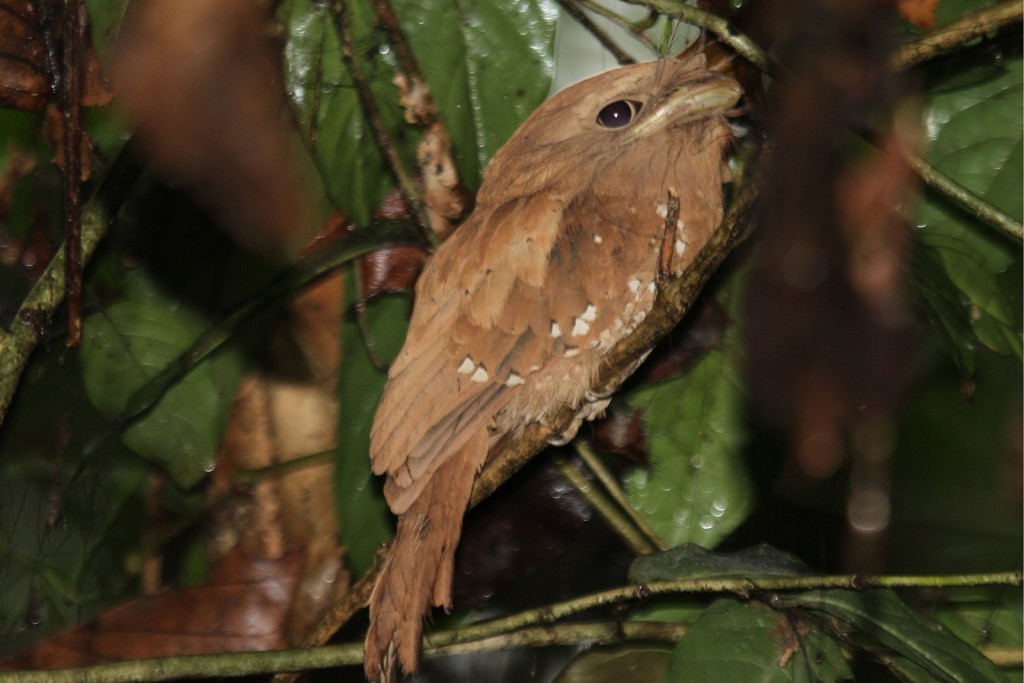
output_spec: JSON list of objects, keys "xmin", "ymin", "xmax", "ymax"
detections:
[{"xmin": 364, "ymin": 434, "xmax": 485, "ymax": 682}]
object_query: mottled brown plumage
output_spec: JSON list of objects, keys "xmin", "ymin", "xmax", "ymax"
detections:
[{"xmin": 365, "ymin": 57, "xmax": 740, "ymax": 681}]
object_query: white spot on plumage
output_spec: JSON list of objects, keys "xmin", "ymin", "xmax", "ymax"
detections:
[
  {"xmin": 628, "ymin": 279, "xmax": 642, "ymax": 295},
  {"xmin": 564, "ymin": 347, "xmax": 581, "ymax": 357},
  {"xmin": 581, "ymin": 303, "xmax": 597, "ymax": 321},
  {"xmin": 572, "ymin": 317, "xmax": 590, "ymax": 336},
  {"xmin": 647, "ymin": 282, "xmax": 656, "ymax": 293},
  {"xmin": 550, "ymin": 321, "xmax": 562, "ymax": 338},
  {"xmin": 656, "ymin": 202, "xmax": 669, "ymax": 219},
  {"xmin": 471, "ymin": 366, "xmax": 489, "ymax": 383},
  {"xmin": 593, "ymin": 233, "xmax": 603, "ymax": 244},
  {"xmin": 505, "ymin": 373, "xmax": 525, "ymax": 387},
  {"xmin": 675, "ymin": 239, "xmax": 687, "ymax": 256},
  {"xmin": 457, "ymin": 357, "xmax": 475, "ymax": 374}
]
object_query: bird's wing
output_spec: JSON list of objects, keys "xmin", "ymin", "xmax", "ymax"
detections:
[{"xmin": 370, "ymin": 192, "xmax": 570, "ymax": 514}]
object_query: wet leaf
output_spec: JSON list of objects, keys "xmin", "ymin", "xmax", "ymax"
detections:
[
  {"xmin": 80, "ymin": 270, "xmax": 244, "ymax": 488},
  {"xmin": 0, "ymin": 345, "xmax": 147, "ymax": 657},
  {"xmin": 554, "ymin": 645, "xmax": 671, "ymax": 683},
  {"xmin": 280, "ymin": 0, "xmax": 558, "ymax": 225},
  {"xmin": 388, "ymin": 0, "xmax": 559, "ymax": 186},
  {"xmin": 629, "ymin": 544, "xmax": 812, "ymax": 584},
  {"xmin": 2, "ymin": 550, "xmax": 303, "ymax": 669},
  {"xmin": 914, "ymin": 49, "xmax": 1022, "ymax": 369},
  {"xmin": 335, "ymin": 279, "xmax": 410, "ymax": 576},
  {"xmin": 782, "ymin": 589, "xmax": 1006, "ymax": 682},
  {"xmin": 623, "ymin": 293, "xmax": 751, "ymax": 549},
  {"xmin": 663, "ymin": 599, "xmax": 852, "ymax": 682}
]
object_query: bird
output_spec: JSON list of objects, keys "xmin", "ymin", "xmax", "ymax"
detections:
[{"xmin": 364, "ymin": 55, "xmax": 741, "ymax": 682}]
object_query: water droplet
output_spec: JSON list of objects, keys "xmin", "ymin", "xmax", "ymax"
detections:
[{"xmin": 699, "ymin": 516, "xmax": 715, "ymax": 530}]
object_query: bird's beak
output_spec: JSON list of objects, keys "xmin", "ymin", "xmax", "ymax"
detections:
[{"xmin": 629, "ymin": 74, "xmax": 742, "ymax": 140}]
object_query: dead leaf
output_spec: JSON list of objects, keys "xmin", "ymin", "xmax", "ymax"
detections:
[
  {"xmin": 1, "ymin": 550, "xmax": 304, "ymax": 669},
  {"xmin": 897, "ymin": 0, "xmax": 938, "ymax": 30}
]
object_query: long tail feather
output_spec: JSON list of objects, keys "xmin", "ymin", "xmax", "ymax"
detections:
[{"xmin": 364, "ymin": 432, "xmax": 486, "ymax": 682}]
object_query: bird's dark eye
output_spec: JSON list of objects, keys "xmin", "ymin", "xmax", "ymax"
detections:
[{"xmin": 597, "ymin": 100, "xmax": 640, "ymax": 128}]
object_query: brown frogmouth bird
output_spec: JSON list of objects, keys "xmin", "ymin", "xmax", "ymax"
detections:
[{"xmin": 365, "ymin": 56, "xmax": 741, "ymax": 681}]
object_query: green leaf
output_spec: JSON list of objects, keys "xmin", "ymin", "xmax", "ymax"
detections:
[
  {"xmin": 784, "ymin": 589, "xmax": 1006, "ymax": 682},
  {"xmin": 281, "ymin": 0, "xmax": 407, "ymax": 224},
  {"xmin": 629, "ymin": 544, "xmax": 812, "ymax": 584},
  {"xmin": 390, "ymin": 0, "xmax": 559, "ymax": 186},
  {"xmin": 81, "ymin": 271, "xmax": 244, "ymax": 487},
  {"xmin": 280, "ymin": 0, "xmax": 559, "ymax": 225},
  {"xmin": 335, "ymin": 278, "xmax": 411, "ymax": 576},
  {"xmin": 554, "ymin": 645, "xmax": 672, "ymax": 683},
  {"xmin": 622, "ymin": 302, "xmax": 751, "ymax": 549},
  {"xmin": 935, "ymin": 0, "xmax": 999, "ymax": 26},
  {"xmin": 663, "ymin": 599, "xmax": 852, "ymax": 683},
  {"xmin": 0, "ymin": 345, "xmax": 148, "ymax": 655},
  {"xmin": 914, "ymin": 51, "xmax": 1023, "ymax": 368},
  {"xmin": 934, "ymin": 587, "xmax": 1023, "ymax": 664}
]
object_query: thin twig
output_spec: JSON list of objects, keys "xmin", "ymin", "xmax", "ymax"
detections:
[
  {"xmin": 6, "ymin": 571, "xmax": 1019, "ymax": 682},
  {"xmin": 61, "ymin": 0, "xmax": 85, "ymax": 347},
  {"xmin": 426, "ymin": 571, "xmax": 1023, "ymax": 647},
  {"xmin": 556, "ymin": 0, "xmax": 636, "ymax": 65},
  {"xmin": 910, "ymin": 142, "xmax": 1024, "ymax": 242},
  {"xmin": 328, "ymin": 0, "xmax": 431, "ymax": 237},
  {"xmin": 575, "ymin": 440, "xmax": 668, "ymax": 551},
  {"xmin": 629, "ymin": 0, "xmax": 1021, "ymax": 243},
  {"xmin": 101, "ymin": 221, "xmax": 420, "ymax": 437},
  {"xmin": 575, "ymin": 0, "xmax": 659, "ymax": 54},
  {"xmin": 624, "ymin": 0, "xmax": 773, "ymax": 72},
  {"xmin": 0, "ymin": 622, "xmax": 687, "ymax": 683},
  {"xmin": 553, "ymin": 455, "xmax": 656, "ymax": 555},
  {"xmin": 367, "ymin": 0, "xmax": 423, "ymax": 86},
  {"xmin": 895, "ymin": 0, "xmax": 1023, "ymax": 70},
  {"xmin": 0, "ymin": 145, "xmax": 138, "ymax": 429}
]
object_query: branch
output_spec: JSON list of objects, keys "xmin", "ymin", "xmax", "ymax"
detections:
[
  {"xmin": 553, "ymin": 454, "xmax": 656, "ymax": 555},
  {"xmin": 7, "ymin": 571, "xmax": 1018, "ymax": 681},
  {"xmin": 623, "ymin": 0, "xmax": 773, "ymax": 72},
  {"xmin": 910, "ymin": 143, "xmax": 1024, "ymax": 242},
  {"xmin": 575, "ymin": 439, "xmax": 667, "ymax": 551},
  {"xmin": 0, "ymin": 146, "xmax": 138, "ymax": 430},
  {"xmin": 0, "ymin": 622, "xmax": 686, "ymax": 683},
  {"xmin": 425, "ymin": 571, "xmax": 1023, "ymax": 646},
  {"xmin": 894, "ymin": 0, "xmax": 1023, "ymax": 70}
]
